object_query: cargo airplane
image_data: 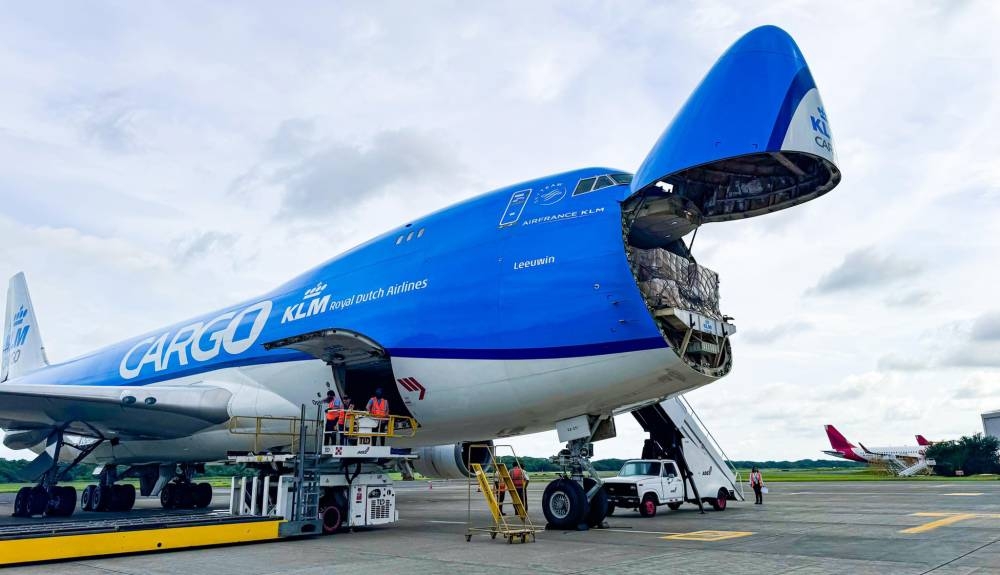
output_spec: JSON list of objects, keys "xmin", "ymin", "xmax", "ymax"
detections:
[{"xmin": 1, "ymin": 26, "xmax": 840, "ymax": 528}]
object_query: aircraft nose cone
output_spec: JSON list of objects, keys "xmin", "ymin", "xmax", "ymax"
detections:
[{"xmin": 726, "ymin": 25, "xmax": 805, "ymax": 62}]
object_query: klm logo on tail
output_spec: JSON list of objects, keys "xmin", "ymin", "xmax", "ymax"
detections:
[{"xmin": 3, "ymin": 306, "xmax": 31, "ymax": 365}]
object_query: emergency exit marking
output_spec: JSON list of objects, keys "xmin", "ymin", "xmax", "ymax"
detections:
[{"xmin": 662, "ymin": 530, "xmax": 754, "ymax": 542}]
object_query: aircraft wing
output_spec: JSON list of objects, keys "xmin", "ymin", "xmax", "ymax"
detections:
[{"xmin": 0, "ymin": 383, "xmax": 233, "ymax": 446}]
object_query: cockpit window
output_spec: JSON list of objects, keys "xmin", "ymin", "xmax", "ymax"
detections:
[
  {"xmin": 574, "ymin": 177, "xmax": 596, "ymax": 196},
  {"xmin": 573, "ymin": 173, "xmax": 632, "ymax": 196}
]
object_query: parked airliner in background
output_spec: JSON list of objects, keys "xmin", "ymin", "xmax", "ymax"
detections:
[
  {"xmin": 1, "ymin": 26, "xmax": 841, "ymax": 527},
  {"xmin": 823, "ymin": 425, "xmax": 934, "ymax": 476}
]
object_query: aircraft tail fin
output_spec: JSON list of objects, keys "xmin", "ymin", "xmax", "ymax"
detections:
[
  {"xmin": 916, "ymin": 435, "xmax": 930, "ymax": 446},
  {"xmin": 824, "ymin": 424, "xmax": 855, "ymax": 450},
  {"xmin": 2, "ymin": 272, "xmax": 49, "ymax": 382}
]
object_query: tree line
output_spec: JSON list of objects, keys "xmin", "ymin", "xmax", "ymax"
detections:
[{"xmin": 926, "ymin": 434, "xmax": 1000, "ymax": 476}]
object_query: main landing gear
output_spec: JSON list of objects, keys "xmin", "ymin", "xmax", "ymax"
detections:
[
  {"xmin": 12, "ymin": 430, "xmax": 102, "ymax": 518},
  {"xmin": 541, "ymin": 433, "xmax": 611, "ymax": 531},
  {"xmin": 157, "ymin": 464, "xmax": 213, "ymax": 510}
]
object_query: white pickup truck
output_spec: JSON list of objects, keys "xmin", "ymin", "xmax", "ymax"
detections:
[{"xmin": 601, "ymin": 459, "xmax": 732, "ymax": 517}]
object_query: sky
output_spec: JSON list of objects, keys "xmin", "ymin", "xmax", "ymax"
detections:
[{"xmin": 0, "ymin": 1, "xmax": 998, "ymax": 462}]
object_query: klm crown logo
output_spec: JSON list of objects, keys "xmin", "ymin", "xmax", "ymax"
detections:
[
  {"xmin": 304, "ymin": 282, "xmax": 327, "ymax": 300},
  {"xmin": 12, "ymin": 306, "xmax": 27, "ymax": 326}
]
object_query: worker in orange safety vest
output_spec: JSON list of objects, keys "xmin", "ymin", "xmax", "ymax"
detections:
[
  {"xmin": 324, "ymin": 391, "xmax": 343, "ymax": 445},
  {"xmin": 366, "ymin": 388, "xmax": 389, "ymax": 446},
  {"xmin": 510, "ymin": 461, "xmax": 529, "ymax": 512}
]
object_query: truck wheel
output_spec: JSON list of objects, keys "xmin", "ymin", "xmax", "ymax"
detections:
[
  {"xmin": 583, "ymin": 478, "xmax": 608, "ymax": 527},
  {"xmin": 710, "ymin": 488, "xmax": 728, "ymax": 511},
  {"xmin": 638, "ymin": 493, "xmax": 657, "ymax": 518},
  {"xmin": 542, "ymin": 478, "xmax": 588, "ymax": 529},
  {"xmin": 667, "ymin": 502, "xmax": 682, "ymax": 510}
]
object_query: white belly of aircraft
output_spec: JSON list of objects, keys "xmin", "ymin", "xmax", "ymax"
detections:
[{"xmin": 85, "ymin": 346, "xmax": 714, "ymax": 464}]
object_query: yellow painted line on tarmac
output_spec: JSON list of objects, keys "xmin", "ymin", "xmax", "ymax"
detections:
[
  {"xmin": 901, "ymin": 513, "xmax": 979, "ymax": 534},
  {"xmin": 603, "ymin": 528, "xmax": 681, "ymax": 536},
  {"xmin": 662, "ymin": 530, "xmax": 754, "ymax": 542},
  {"xmin": 0, "ymin": 520, "xmax": 282, "ymax": 566}
]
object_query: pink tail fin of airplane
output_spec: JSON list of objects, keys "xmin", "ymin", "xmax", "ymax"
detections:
[
  {"xmin": 916, "ymin": 435, "xmax": 930, "ymax": 446},
  {"xmin": 825, "ymin": 425, "xmax": 855, "ymax": 450}
]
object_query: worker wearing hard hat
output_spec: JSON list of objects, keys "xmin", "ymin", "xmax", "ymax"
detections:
[{"xmin": 366, "ymin": 388, "xmax": 390, "ymax": 446}]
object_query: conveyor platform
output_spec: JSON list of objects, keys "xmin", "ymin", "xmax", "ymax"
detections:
[{"xmin": 0, "ymin": 512, "xmax": 283, "ymax": 566}]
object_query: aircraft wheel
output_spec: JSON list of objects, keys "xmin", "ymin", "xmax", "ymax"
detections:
[
  {"xmin": 28, "ymin": 486, "xmax": 49, "ymax": 516},
  {"xmin": 81, "ymin": 485, "xmax": 96, "ymax": 511},
  {"xmin": 710, "ymin": 488, "xmax": 728, "ymax": 511},
  {"xmin": 193, "ymin": 482, "xmax": 213, "ymax": 509},
  {"xmin": 667, "ymin": 502, "xmax": 682, "ymax": 510},
  {"xmin": 583, "ymin": 478, "xmax": 609, "ymax": 527},
  {"xmin": 93, "ymin": 485, "xmax": 112, "ymax": 512},
  {"xmin": 160, "ymin": 483, "xmax": 177, "ymax": 509},
  {"xmin": 638, "ymin": 493, "xmax": 657, "ymax": 518},
  {"xmin": 606, "ymin": 503, "xmax": 616, "ymax": 516},
  {"xmin": 112, "ymin": 484, "xmax": 137, "ymax": 511},
  {"xmin": 47, "ymin": 486, "xmax": 76, "ymax": 517},
  {"xmin": 542, "ymin": 478, "xmax": 587, "ymax": 530},
  {"xmin": 13, "ymin": 486, "xmax": 32, "ymax": 517}
]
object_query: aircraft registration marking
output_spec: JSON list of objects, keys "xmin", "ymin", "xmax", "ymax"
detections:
[
  {"xmin": 661, "ymin": 530, "xmax": 754, "ymax": 542},
  {"xmin": 901, "ymin": 512, "xmax": 1000, "ymax": 534}
]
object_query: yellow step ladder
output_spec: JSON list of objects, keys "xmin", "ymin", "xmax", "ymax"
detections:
[{"xmin": 466, "ymin": 451, "xmax": 538, "ymax": 544}]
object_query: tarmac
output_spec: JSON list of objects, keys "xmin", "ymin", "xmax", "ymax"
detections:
[{"xmin": 1, "ymin": 480, "xmax": 999, "ymax": 574}]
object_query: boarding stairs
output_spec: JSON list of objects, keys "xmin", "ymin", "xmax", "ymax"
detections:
[
  {"xmin": 632, "ymin": 395, "xmax": 744, "ymax": 501},
  {"xmin": 896, "ymin": 459, "xmax": 933, "ymax": 477}
]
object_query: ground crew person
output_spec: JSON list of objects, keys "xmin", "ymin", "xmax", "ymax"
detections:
[
  {"xmin": 511, "ymin": 461, "xmax": 529, "ymax": 512},
  {"xmin": 339, "ymin": 396, "xmax": 353, "ymax": 445},
  {"xmin": 496, "ymin": 476, "xmax": 507, "ymax": 515},
  {"xmin": 750, "ymin": 466, "xmax": 764, "ymax": 504},
  {"xmin": 366, "ymin": 388, "xmax": 389, "ymax": 446},
  {"xmin": 324, "ymin": 391, "xmax": 342, "ymax": 446}
]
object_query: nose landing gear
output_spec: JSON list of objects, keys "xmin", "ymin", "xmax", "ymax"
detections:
[{"xmin": 542, "ymin": 417, "xmax": 614, "ymax": 531}]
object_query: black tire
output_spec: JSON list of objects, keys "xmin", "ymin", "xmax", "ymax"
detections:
[
  {"xmin": 583, "ymin": 478, "xmax": 609, "ymax": 528},
  {"xmin": 319, "ymin": 504, "xmax": 343, "ymax": 534},
  {"xmin": 81, "ymin": 485, "xmax": 96, "ymax": 512},
  {"xmin": 93, "ymin": 485, "xmax": 112, "ymax": 512},
  {"xmin": 193, "ymin": 483, "xmax": 212, "ymax": 509},
  {"xmin": 28, "ymin": 486, "xmax": 49, "ymax": 516},
  {"xmin": 638, "ymin": 493, "xmax": 657, "ymax": 518},
  {"xmin": 710, "ymin": 488, "xmax": 728, "ymax": 511},
  {"xmin": 160, "ymin": 483, "xmax": 176, "ymax": 509},
  {"xmin": 667, "ymin": 501, "xmax": 682, "ymax": 510},
  {"xmin": 47, "ymin": 486, "xmax": 76, "ymax": 517},
  {"xmin": 13, "ymin": 486, "xmax": 32, "ymax": 517},
  {"xmin": 542, "ymin": 478, "xmax": 588, "ymax": 530},
  {"xmin": 112, "ymin": 484, "xmax": 137, "ymax": 511},
  {"xmin": 606, "ymin": 503, "xmax": 616, "ymax": 516}
]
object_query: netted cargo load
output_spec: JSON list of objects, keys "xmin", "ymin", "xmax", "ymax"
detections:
[{"xmin": 633, "ymin": 248, "xmax": 721, "ymax": 319}]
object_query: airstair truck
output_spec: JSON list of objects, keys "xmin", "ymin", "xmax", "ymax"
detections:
[{"xmin": 618, "ymin": 395, "xmax": 744, "ymax": 514}]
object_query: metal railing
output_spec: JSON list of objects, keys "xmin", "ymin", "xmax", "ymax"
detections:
[{"xmin": 228, "ymin": 411, "xmax": 418, "ymax": 453}]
